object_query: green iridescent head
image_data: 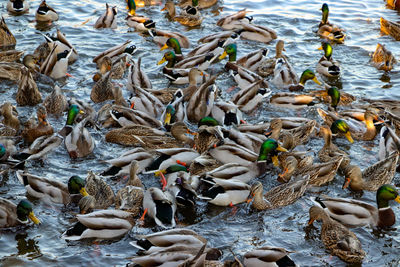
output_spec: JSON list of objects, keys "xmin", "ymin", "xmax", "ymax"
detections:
[
  {"xmin": 219, "ymin": 43, "xmax": 237, "ymax": 62},
  {"xmin": 66, "ymin": 105, "xmax": 82, "ymax": 126},
  {"xmin": 68, "ymin": 176, "xmax": 88, "ymax": 196},
  {"xmin": 321, "ymin": 3, "xmax": 329, "ymax": 24},
  {"xmin": 299, "ymin": 69, "xmax": 321, "ymax": 86},
  {"xmin": 127, "ymin": 0, "xmax": 136, "ymax": 15},
  {"xmin": 164, "ymin": 105, "xmax": 176, "ymax": 125},
  {"xmin": 17, "ymin": 200, "xmax": 40, "ymax": 224},
  {"xmin": 0, "ymin": 144, "xmax": 6, "ymax": 158},
  {"xmin": 166, "ymin": 164, "xmax": 188, "ymax": 173},
  {"xmin": 320, "ymin": 42, "xmax": 333, "ymax": 59},
  {"xmin": 327, "ymin": 87, "xmax": 340, "ymax": 109},
  {"xmin": 192, "ymin": 0, "xmax": 199, "ymax": 7},
  {"xmin": 376, "ymin": 184, "xmax": 400, "ymax": 209},
  {"xmin": 331, "ymin": 119, "xmax": 353, "ymax": 143},
  {"xmin": 161, "ymin": 38, "xmax": 182, "ymax": 55},
  {"xmin": 198, "ymin": 116, "xmax": 220, "ymax": 127},
  {"xmin": 258, "ymin": 138, "xmax": 287, "ymax": 161},
  {"xmin": 157, "ymin": 51, "xmax": 176, "ymax": 68}
]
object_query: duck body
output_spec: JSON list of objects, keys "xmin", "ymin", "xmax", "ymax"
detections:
[
  {"xmin": 0, "ymin": 198, "xmax": 40, "ymax": 228},
  {"xmin": 318, "ymin": 4, "xmax": 345, "ymax": 43},
  {"xmin": 65, "ymin": 118, "xmax": 95, "ymax": 159},
  {"xmin": 7, "ymin": 0, "xmax": 29, "ymax": 15},
  {"xmin": 371, "ymin": 43, "xmax": 396, "ymax": 71},
  {"xmin": 380, "ymin": 17, "xmax": 400, "ymax": 41},
  {"xmin": 143, "ymin": 187, "xmax": 176, "ymax": 228},
  {"xmin": 16, "ymin": 67, "xmax": 42, "ymax": 106},
  {"xmin": 94, "ymin": 3, "xmax": 117, "ymax": 29},
  {"xmin": 0, "ymin": 17, "xmax": 16, "ymax": 48},
  {"xmin": 36, "ymin": 0, "xmax": 58, "ymax": 22},
  {"xmin": 244, "ymin": 246, "xmax": 296, "ymax": 267}
]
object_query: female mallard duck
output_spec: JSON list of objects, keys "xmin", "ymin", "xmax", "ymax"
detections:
[
  {"xmin": 91, "ymin": 69, "xmax": 115, "ymax": 103},
  {"xmin": 248, "ymin": 175, "xmax": 309, "ymax": 210},
  {"xmin": 93, "ymin": 40, "xmax": 136, "ymax": 67},
  {"xmin": 22, "ymin": 106, "xmax": 54, "ymax": 144},
  {"xmin": 86, "ymin": 171, "xmax": 115, "ymax": 209},
  {"xmin": 257, "ymin": 40, "xmax": 286, "ymax": 77},
  {"xmin": 231, "ymin": 80, "xmax": 272, "ymax": 113},
  {"xmin": 318, "ymin": 3, "xmax": 345, "ymax": 43},
  {"xmin": 115, "ymin": 161, "xmax": 144, "ymax": 216},
  {"xmin": 1, "ymin": 102, "xmax": 20, "ymax": 134},
  {"xmin": 308, "ymin": 206, "xmax": 365, "ymax": 264},
  {"xmin": 35, "ymin": 0, "xmax": 58, "ymax": 22},
  {"xmin": 62, "ymin": 209, "xmax": 134, "ymax": 240},
  {"xmin": 195, "ymin": 117, "xmax": 224, "ymax": 153},
  {"xmin": 179, "ymin": 0, "xmax": 217, "ymax": 9},
  {"xmin": 342, "ymin": 153, "xmax": 399, "ymax": 191},
  {"xmin": 16, "ymin": 67, "xmax": 42, "ymax": 106},
  {"xmin": 0, "ymin": 50, "xmax": 24, "ymax": 62},
  {"xmin": 12, "ymin": 133, "xmax": 63, "ymax": 161},
  {"xmin": 0, "ymin": 17, "xmax": 16, "ymax": 48},
  {"xmin": 128, "ymin": 86, "xmax": 164, "ymax": 118},
  {"xmin": 7, "ymin": 0, "xmax": 29, "ymax": 15},
  {"xmin": 216, "ymin": 9, "xmax": 253, "ymax": 30},
  {"xmin": 380, "ymin": 17, "xmax": 400, "ymax": 41},
  {"xmin": 318, "ymin": 125, "xmax": 350, "ymax": 170},
  {"xmin": 65, "ymin": 117, "xmax": 95, "ymax": 159},
  {"xmin": 43, "ymin": 85, "xmax": 68, "ymax": 116},
  {"xmin": 16, "ymin": 171, "xmax": 89, "ymax": 204},
  {"xmin": 0, "ymin": 198, "xmax": 40, "ymax": 228},
  {"xmin": 371, "ymin": 43, "xmax": 396, "ymax": 71},
  {"xmin": 317, "ymin": 42, "xmax": 340, "ymax": 77},
  {"xmin": 244, "ymin": 246, "xmax": 296, "ymax": 267},
  {"xmin": 94, "ymin": 3, "xmax": 117, "ymax": 29},
  {"xmin": 312, "ymin": 184, "xmax": 400, "ymax": 228},
  {"xmin": 127, "ymin": 57, "xmax": 152, "ymax": 90},
  {"xmin": 162, "ymin": 0, "xmax": 203, "ymax": 27},
  {"xmin": 93, "ymin": 57, "xmax": 111, "ymax": 82},
  {"xmin": 142, "ymin": 187, "xmax": 176, "ymax": 228}
]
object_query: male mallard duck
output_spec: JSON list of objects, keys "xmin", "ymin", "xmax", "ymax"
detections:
[
  {"xmin": 62, "ymin": 209, "xmax": 134, "ymax": 240},
  {"xmin": 342, "ymin": 153, "xmax": 399, "ymax": 191},
  {"xmin": 142, "ymin": 187, "xmax": 176, "ymax": 228},
  {"xmin": 318, "ymin": 3, "xmax": 345, "ymax": 43},
  {"xmin": 216, "ymin": 9, "xmax": 253, "ymax": 30},
  {"xmin": 16, "ymin": 67, "xmax": 42, "ymax": 106},
  {"xmin": 211, "ymin": 101, "xmax": 243, "ymax": 126},
  {"xmin": 40, "ymin": 46, "xmax": 73, "ymax": 79},
  {"xmin": 40, "ymin": 29, "xmax": 78, "ymax": 64},
  {"xmin": 12, "ymin": 133, "xmax": 63, "ymax": 161},
  {"xmin": 16, "ymin": 171, "xmax": 88, "ymax": 204},
  {"xmin": 0, "ymin": 17, "xmax": 16, "ymax": 48},
  {"xmin": 94, "ymin": 3, "xmax": 117, "ymax": 29},
  {"xmin": 201, "ymin": 162, "xmax": 257, "ymax": 184},
  {"xmin": 43, "ymin": 85, "xmax": 68, "ymax": 116},
  {"xmin": 275, "ymin": 67, "xmax": 321, "ymax": 91},
  {"xmin": 0, "ymin": 139, "xmax": 15, "ymax": 162},
  {"xmin": 35, "ymin": 0, "xmax": 58, "ymax": 22},
  {"xmin": 190, "ymin": 31, "xmax": 239, "ymax": 58},
  {"xmin": 150, "ymin": 28, "xmax": 190, "ymax": 48},
  {"xmin": 317, "ymin": 42, "xmax": 340, "ymax": 77},
  {"xmin": 243, "ymin": 246, "xmax": 296, "ymax": 267},
  {"xmin": 93, "ymin": 40, "xmax": 136, "ymax": 67},
  {"xmin": 0, "ymin": 198, "xmax": 40, "ymax": 228},
  {"xmin": 380, "ymin": 17, "xmax": 400, "ymax": 41},
  {"xmin": 162, "ymin": 0, "xmax": 203, "ymax": 27},
  {"xmin": 127, "ymin": 57, "xmax": 152, "ymax": 90},
  {"xmin": 308, "ymin": 206, "xmax": 365, "ymax": 264},
  {"xmin": 109, "ymin": 105, "xmax": 162, "ymax": 128},
  {"xmin": 58, "ymin": 104, "xmax": 84, "ymax": 137},
  {"xmin": 65, "ymin": 117, "xmax": 95, "ymax": 159},
  {"xmin": 160, "ymin": 37, "xmax": 185, "ymax": 62},
  {"xmin": 248, "ymin": 175, "xmax": 309, "ymax": 210},
  {"xmin": 231, "ymin": 80, "xmax": 271, "ymax": 113},
  {"xmin": 318, "ymin": 125, "xmax": 350, "ymax": 170},
  {"xmin": 0, "ymin": 50, "xmax": 24, "ymax": 62},
  {"xmin": 236, "ymin": 48, "xmax": 269, "ymax": 72},
  {"xmin": 1, "ymin": 102, "xmax": 20, "ymax": 134},
  {"xmin": 125, "ymin": 0, "xmax": 156, "ymax": 32},
  {"xmin": 312, "ymin": 184, "xmax": 400, "ymax": 228},
  {"xmin": 186, "ymin": 76, "xmax": 217, "ymax": 122},
  {"xmin": 22, "ymin": 106, "xmax": 54, "ymax": 144},
  {"xmin": 128, "ymin": 86, "xmax": 163, "ymax": 118},
  {"xmin": 379, "ymin": 124, "xmax": 400, "ymax": 165},
  {"xmin": 86, "ymin": 171, "xmax": 115, "ymax": 209},
  {"xmin": 371, "ymin": 43, "xmax": 396, "ymax": 71},
  {"xmin": 7, "ymin": 0, "xmax": 29, "ymax": 15},
  {"xmin": 178, "ymin": 0, "xmax": 217, "ymax": 9},
  {"xmin": 257, "ymin": 40, "xmax": 286, "ymax": 77}
]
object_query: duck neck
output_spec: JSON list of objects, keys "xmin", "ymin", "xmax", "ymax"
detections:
[
  {"xmin": 166, "ymin": 58, "xmax": 176, "ymax": 68},
  {"xmin": 322, "ymin": 129, "xmax": 333, "ymax": 148},
  {"xmin": 228, "ymin": 52, "xmax": 236, "ymax": 62}
]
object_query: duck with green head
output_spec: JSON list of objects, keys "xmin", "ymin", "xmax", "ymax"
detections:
[
  {"xmin": 318, "ymin": 3, "xmax": 345, "ymax": 43},
  {"xmin": 59, "ymin": 104, "xmax": 84, "ymax": 137},
  {"xmin": 317, "ymin": 42, "xmax": 340, "ymax": 77},
  {"xmin": 0, "ymin": 198, "xmax": 40, "ymax": 228},
  {"xmin": 285, "ymin": 69, "xmax": 321, "ymax": 91},
  {"xmin": 331, "ymin": 119, "xmax": 353, "ymax": 143},
  {"xmin": 158, "ymin": 51, "xmax": 202, "ymax": 84},
  {"xmin": 327, "ymin": 86, "xmax": 340, "ymax": 109},
  {"xmin": 126, "ymin": 0, "xmax": 156, "ymax": 32},
  {"xmin": 163, "ymin": 104, "xmax": 176, "ymax": 126},
  {"xmin": 160, "ymin": 38, "xmax": 184, "ymax": 61},
  {"xmin": 219, "ymin": 43, "xmax": 237, "ymax": 62},
  {"xmin": 16, "ymin": 171, "xmax": 89, "ymax": 205},
  {"xmin": 312, "ymin": 184, "xmax": 400, "ymax": 228},
  {"xmin": 155, "ymin": 163, "xmax": 188, "ymax": 190},
  {"xmin": 162, "ymin": 0, "xmax": 203, "ymax": 27},
  {"xmin": 257, "ymin": 138, "xmax": 287, "ymax": 166}
]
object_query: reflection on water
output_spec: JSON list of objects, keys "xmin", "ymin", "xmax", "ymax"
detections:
[{"xmin": 15, "ymin": 232, "xmax": 42, "ymax": 259}]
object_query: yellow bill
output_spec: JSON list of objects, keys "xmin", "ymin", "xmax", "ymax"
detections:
[
  {"xmin": 219, "ymin": 51, "xmax": 228, "ymax": 60},
  {"xmin": 154, "ymin": 169, "xmax": 166, "ymax": 177},
  {"xmin": 272, "ymin": 155, "xmax": 279, "ymax": 167},
  {"xmin": 345, "ymin": 131, "xmax": 354, "ymax": 143},
  {"xmin": 157, "ymin": 57, "xmax": 166, "ymax": 65},
  {"xmin": 312, "ymin": 76, "xmax": 322, "ymax": 85},
  {"xmin": 80, "ymin": 187, "xmax": 89, "ymax": 197},
  {"xmin": 317, "ymin": 46, "xmax": 323, "ymax": 50},
  {"xmin": 160, "ymin": 43, "xmax": 169, "ymax": 51},
  {"xmin": 395, "ymin": 195, "xmax": 400, "ymax": 204},
  {"xmin": 342, "ymin": 177, "xmax": 351, "ymax": 189},
  {"xmin": 164, "ymin": 112, "xmax": 171, "ymax": 125},
  {"xmin": 276, "ymin": 145, "xmax": 288, "ymax": 152},
  {"xmin": 28, "ymin": 211, "xmax": 41, "ymax": 225}
]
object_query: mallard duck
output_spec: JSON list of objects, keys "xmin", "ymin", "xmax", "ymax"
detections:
[
  {"xmin": 201, "ymin": 163, "xmax": 257, "ymax": 184},
  {"xmin": 248, "ymin": 175, "xmax": 309, "ymax": 210},
  {"xmin": 312, "ymin": 184, "xmax": 400, "ymax": 228},
  {"xmin": 211, "ymin": 101, "xmax": 243, "ymax": 126},
  {"xmin": 16, "ymin": 67, "xmax": 42, "ymax": 106},
  {"xmin": 236, "ymin": 48, "xmax": 269, "ymax": 72},
  {"xmin": 194, "ymin": 117, "xmax": 223, "ymax": 153},
  {"xmin": 94, "ymin": 3, "xmax": 117, "ymax": 29},
  {"xmin": 150, "ymin": 28, "xmax": 190, "ymax": 48},
  {"xmin": 91, "ymin": 70, "xmax": 115, "ymax": 103},
  {"xmin": 317, "ymin": 42, "xmax": 340, "ymax": 77},
  {"xmin": 178, "ymin": 0, "xmax": 217, "ymax": 9},
  {"xmin": 40, "ymin": 29, "xmax": 78, "ymax": 64},
  {"xmin": 188, "ymin": 153, "xmax": 223, "ymax": 176},
  {"xmin": 16, "ymin": 171, "xmax": 88, "ymax": 204},
  {"xmin": 186, "ymin": 76, "xmax": 218, "ymax": 122},
  {"xmin": 161, "ymin": 99, "xmax": 185, "ymax": 127},
  {"xmin": 371, "ymin": 43, "xmax": 396, "ymax": 71},
  {"xmin": 0, "ymin": 62, "xmax": 24, "ymax": 81},
  {"xmin": 243, "ymin": 246, "xmax": 296, "ymax": 267},
  {"xmin": 62, "ymin": 209, "xmax": 134, "ymax": 240},
  {"xmin": 257, "ymin": 40, "xmax": 286, "ymax": 77},
  {"xmin": 379, "ymin": 124, "xmax": 400, "ymax": 165},
  {"xmin": 35, "ymin": 0, "xmax": 58, "ymax": 22},
  {"xmin": 128, "ymin": 86, "xmax": 163, "ymax": 118},
  {"xmin": 65, "ymin": 117, "xmax": 95, "ymax": 159},
  {"xmin": 0, "ymin": 50, "xmax": 24, "ymax": 62},
  {"xmin": 22, "ymin": 106, "xmax": 54, "ymax": 144},
  {"xmin": 43, "ymin": 85, "xmax": 68, "ymax": 116},
  {"xmin": 318, "ymin": 3, "xmax": 345, "ymax": 43},
  {"xmin": 12, "ymin": 133, "xmax": 63, "ymax": 161},
  {"xmin": 160, "ymin": 37, "xmax": 185, "ymax": 62},
  {"xmin": 109, "ymin": 105, "xmax": 162, "ymax": 128},
  {"xmin": 386, "ymin": 0, "xmax": 400, "ymax": 10},
  {"xmin": 231, "ymin": 80, "xmax": 272, "ymax": 113},
  {"xmin": 86, "ymin": 171, "xmax": 115, "ymax": 209},
  {"xmin": 222, "ymin": 125, "xmax": 267, "ymax": 153},
  {"xmin": 308, "ymin": 206, "xmax": 365, "ymax": 263},
  {"xmin": 0, "ymin": 139, "xmax": 15, "ymax": 162},
  {"xmin": 0, "ymin": 198, "xmax": 40, "ymax": 228},
  {"xmin": 142, "ymin": 187, "xmax": 176, "ymax": 228},
  {"xmin": 380, "ymin": 17, "xmax": 400, "ymax": 41},
  {"xmin": 318, "ymin": 125, "xmax": 350, "ymax": 170},
  {"xmin": 93, "ymin": 40, "xmax": 136, "ymax": 67},
  {"xmin": 7, "ymin": 0, "xmax": 29, "ymax": 14},
  {"xmin": 127, "ymin": 57, "xmax": 152, "ymax": 90},
  {"xmin": 40, "ymin": 46, "xmax": 73, "ymax": 79},
  {"xmin": 0, "ymin": 17, "xmax": 16, "ymax": 48},
  {"xmin": 1, "ymin": 102, "xmax": 20, "ymax": 134},
  {"xmin": 162, "ymin": 0, "xmax": 203, "ymax": 27},
  {"xmin": 58, "ymin": 104, "xmax": 85, "ymax": 138},
  {"xmin": 216, "ymin": 9, "xmax": 252, "ymax": 30},
  {"xmin": 78, "ymin": 195, "xmax": 95, "ymax": 214},
  {"xmin": 342, "ymin": 153, "xmax": 399, "ymax": 191},
  {"xmin": 125, "ymin": 0, "xmax": 156, "ymax": 31}
]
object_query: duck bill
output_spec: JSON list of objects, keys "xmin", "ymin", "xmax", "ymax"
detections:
[
  {"xmin": 219, "ymin": 51, "xmax": 228, "ymax": 60},
  {"xmin": 128, "ymin": 9, "xmax": 136, "ymax": 16},
  {"xmin": 342, "ymin": 178, "xmax": 351, "ymax": 189},
  {"xmin": 28, "ymin": 211, "xmax": 41, "ymax": 225},
  {"xmin": 317, "ymin": 46, "xmax": 323, "ymax": 50},
  {"xmin": 157, "ymin": 57, "xmax": 166, "ymax": 65},
  {"xmin": 276, "ymin": 145, "xmax": 287, "ymax": 152},
  {"xmin": 160, "ymin": 43, "xmax": 169, "ymax": 51},
  {"xmin": 395, "ymin": 195, "xmax": 400, "ymax": 204},
  {"xmin": 80, "ymin": 187, "xmax": 89, "ymax": 197},
  {"xmin": 345, "ymin": 131, "xmax": 354, "ymax": 143},
  {"xmin": 186, "ymin": 129, "xmax": 197, "ymax": 135},
  {"xmin": 164, "ymin": 113, "xmax": 171, "ymax": 125},
  {"xmin": 308, "ymin": 218, "xmax": 315, "ymax": 225},
  {"xmin": 264, "ymin": 128, "xmax": 272, "ymax": 137},
  {"xmin": 312, "ymin": 76, "xmax": 322, "ymax": 85},
  {"xmin": 271, "ymin": 155, "xmax": 279, "ymax": 167}
]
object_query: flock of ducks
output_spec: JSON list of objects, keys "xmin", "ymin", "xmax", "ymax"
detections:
[{"xmin": 1, "ymin": 0, "xmax": 400, "ymax": 265}]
